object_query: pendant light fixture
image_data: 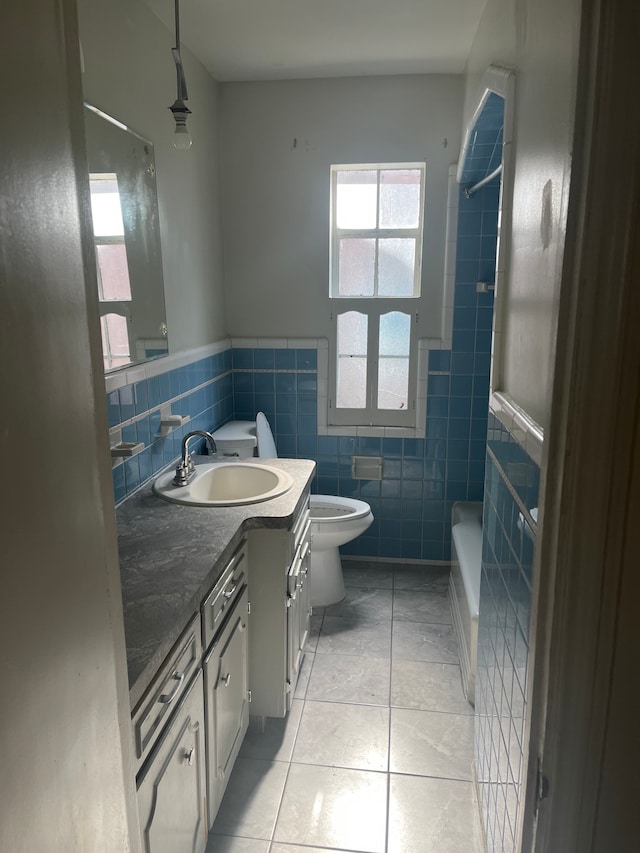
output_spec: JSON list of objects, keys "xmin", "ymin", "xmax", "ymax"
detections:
[{"xmin": 169, "ymin": 0, "xmax": 192, "ymax": 149}]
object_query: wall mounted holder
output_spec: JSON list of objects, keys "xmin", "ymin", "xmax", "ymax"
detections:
[
  {"xmin": 111, "ymin": 441, "xmax": 144, "ymax": 458},
  {"xmin": 351, "ymin": 455, "xmax": 383, "ymax": 480},
  {"xmin": 160, "ymin": 406, "xmax": 190, "ymax": 436}
]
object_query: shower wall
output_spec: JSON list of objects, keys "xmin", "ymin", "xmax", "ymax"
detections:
[{"xmin": 476, "ymin": 412, "xmax": 539, "ymax": 852}]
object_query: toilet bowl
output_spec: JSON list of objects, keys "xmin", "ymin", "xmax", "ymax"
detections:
[
  {"xmin": 304, "ymin": 494, "xmax": 374, "ymax": 607},
  {"xmin": 212, "ymin": 414, "xmax": 374, "ymax": 607}
]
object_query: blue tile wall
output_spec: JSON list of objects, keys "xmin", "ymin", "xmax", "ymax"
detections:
[
  {"xmin": 460, "ymin": 92, "xmax": 505, "ymax": 186},
  {"xmin": 475, "ymin": 411, "xmax": 540, "ymax": 853},
  {"xmin": 113, "ymin": 189, "xmax": 498, "ymax": 557},
  {"xmin": 229, "ymin": 183, "xmax": 498, "ymax": 562},
  {"xmin": 109, "ymin": 350, "xmax": 233, "ymax": 503}
]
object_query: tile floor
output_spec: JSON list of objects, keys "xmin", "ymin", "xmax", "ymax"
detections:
[{"xmin": 206, "ymin": 560, "xmax": 484, "ymax": 853}]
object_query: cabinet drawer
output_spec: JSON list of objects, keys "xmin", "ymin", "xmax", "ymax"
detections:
[
  {"xmin": 291, "ymin": 498, "xmax": 310, "ymax": 552},
  {"xmin": 132, "ymin": 614, "xmax": 202, "ymax": 772},
  {"xmin": 202, "ymin": 538, "xmax": 247, "ymax": 651},
  {"xmin": 287, "ymin": 527, "xmax": 310, "ymax": 598}
]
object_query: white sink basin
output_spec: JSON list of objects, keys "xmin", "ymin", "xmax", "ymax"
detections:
[{"xmin": 153, "ymin": 461, "xmax": 294, "ymax": 507}]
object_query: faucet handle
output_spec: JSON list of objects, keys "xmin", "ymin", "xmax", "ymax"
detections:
[{"xmin": 172, "ymin": 458, "xmax": 192, "ymax": 487}]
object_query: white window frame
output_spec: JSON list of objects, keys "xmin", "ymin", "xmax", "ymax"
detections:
[
  {"xmin": 328, "ymin": 163, "xmax": 426, "ymax": 428},
  {"xmin": 89, "ymin": 173, "xmax": 133, "ymax": 371}
]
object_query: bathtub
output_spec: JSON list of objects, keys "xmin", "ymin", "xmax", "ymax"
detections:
[{"xmin": 449, "ymin": 501, "xmax": 483, "ymax": 707}]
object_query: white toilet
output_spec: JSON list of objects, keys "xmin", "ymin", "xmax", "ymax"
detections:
[{"xmin": 212, "ymin": 414, "xmax": 374, "ymax": 607}]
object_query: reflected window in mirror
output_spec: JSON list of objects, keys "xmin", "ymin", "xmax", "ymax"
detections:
[
  {"xmin": 89, "ymin": 173, "xmax": 133, "ymax": 370},
  {"xmin": 84, "ymin": 105, "xmax": 169, "ymax": 373}
]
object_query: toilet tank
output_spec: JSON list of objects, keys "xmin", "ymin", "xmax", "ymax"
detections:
[{"xmin": 212, "ymin": 420, "xmax": 257, "ymax": 459}]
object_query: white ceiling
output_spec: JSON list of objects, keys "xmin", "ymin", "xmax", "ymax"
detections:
[{"xmin": 142, "ymin": 0, "xmax": 487, "ymax": 82}]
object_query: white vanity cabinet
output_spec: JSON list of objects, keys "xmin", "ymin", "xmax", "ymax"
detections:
[
  {"xmin": 201, "ymin": 539, "xmax": 250, "ymax": 826},
  {"xmin": 136, "ymin": 667, "xmax": 208, "ymax": 853},
  {"xmin": 249, "ymin": 493, "xmax": 311, "ymax": 718}
]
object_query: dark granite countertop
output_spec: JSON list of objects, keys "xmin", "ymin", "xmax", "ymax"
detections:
[{"xmin": 116, "ymin": 458, "xmax": 315, "ymax": 712}]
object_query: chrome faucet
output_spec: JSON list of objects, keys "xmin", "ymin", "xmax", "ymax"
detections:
[{"xmin": 173, "ymin": 430, "xmax": 217, "ymax": 487}]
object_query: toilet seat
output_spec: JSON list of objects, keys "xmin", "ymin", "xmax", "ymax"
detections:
[
  {"xmin": 256, "ymin": 411, "xmax": 278, "ymax": 458},
  {"xmin": 310, "ymin": 495, "xmax": 372, "ymax": 522}
]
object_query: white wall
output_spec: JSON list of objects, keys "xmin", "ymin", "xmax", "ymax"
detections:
[
  {"xmin": 463, "ymin": 0, "xmax": 581, "ymax": 430},
  {"xmin": 0, "ymin": 2, "xmax": 137, "ymax": 850},
  {"xmin": 219, "ymin": 75, "xmax": 463, "ymax": 339},
  {"xmin": 77, "ymin": 0, "xmax": 228, "ymax": 353},
  {"xmin": 462, "ymin": 0, "xmax": 516, "ymax": 134}
]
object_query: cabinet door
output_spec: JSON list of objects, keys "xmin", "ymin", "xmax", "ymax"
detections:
[
  {"xmin": 205, "ymin": 587, "xmax": 249, "ymax": 825},
  {"xmin": 137, "ymin": 669, "xmax": 207, "ymax": 853},
  {"xmin": 215, "ymin": 592, "xmax": 249, "ymax": 777}
]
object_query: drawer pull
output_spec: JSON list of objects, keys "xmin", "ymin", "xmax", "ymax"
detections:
[
  {"xmin": 185, "ymin": 747, "xmax": 195, "ymax": 766},
  {"xmin": 159, "ymin": 670, "xmax": 184, "ymax": 704},
  {"xmin": 223, "ymin": 584, "xmax": 237, "ymax": 600},
  {"xmin": 221, "ymin": 673, "xmax": 231, "ymax": 687}
]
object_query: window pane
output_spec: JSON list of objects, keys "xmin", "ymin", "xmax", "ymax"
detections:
[
  {"xmin": 337, "ymin": 311, "xmax": 367, "ymax": 408},
  {"xmin": 338, "ymin": 238, "xmax": 375, "ymax": 296},
  {"xmin": 96, "ymin": 243, "xmax": 132, "ymax": 300},
  {"xmin": 336, "ymin": 169, "xmax": 377, "ymax": 229},
  {"xmin": 380, "ymin": 311, "xmax": 411, "ymax": 356},
  {"xmin": 378, "ymin": 238, "xmax": 416, "ymax": 296},
  {"xmin": 337, "ymin": 358, "xmax": 367, "ymax": 409},
  {"xmin": 338, "ymin": 310, "xmax": 368, "ymax": 354},
  {"xmin": 378, "ymin": 357, "xmax": 410, "ymax": 410},
  {"xmin": 379, "ymin": 313, "xmax": 410, "ymax": 409},
  {"xmin": 101, "ymin": 313, "xmax": 131, "ymax": 371},
  {"xmin": 379, "ymin": 169, "xmax": 421, "ymax": 228},
  {"xmin": 90, "ymin": 177, "xmax": 125, "ymax": 237}
]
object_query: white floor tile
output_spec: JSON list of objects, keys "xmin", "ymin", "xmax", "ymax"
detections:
[
  {"xmin": 292, "ymin": 701, "xmax": 389, "ymax": 771},
  {"xmin": 306, "ymin": 653, "xmax": 391, "ymax": 705},
  {"xmin": 393, "ymin": 565, "xmax": 450, "ymax": 593},
  {"xmin": 342, "ymin": 561, "xmax": 394, "ymax": 589},
  {"xmin": 391, "ymin": 659, "xmax": 472, "ymax": 714},
  {"xmin": 273, "ymin": 763, "xmax": 388, "ymax": 852},
  {"xmin": 388, "ymin": 774, "xmax": 484, "ymax": 853},
  {"xmin": 317, "ymin": 615, "xmax": 392, "ymax": 658},
  {"xmin": 239, "ymin": 700, "xmax": 303, "ymax": 763},
  {"xmin": 210, "ymin": 758, "xmax": 289, "ymax": 841},
  {"xmin": 393, "ymin": 589, "xmax": 452, "ymax": 624},
  {"xmin": 390, "ymin": 708, "xmax": 474, "ymax": 780},
  {"xmin": 392, "ymin": 620, "xmax": 459, "ymax": 664},
  {"xmin": 325, "ymin": 587, "xmax": 393, "ymax": 620},
  {"xmin": 293, "ymin": 652, "xmax": 314, "ymax": 699}
]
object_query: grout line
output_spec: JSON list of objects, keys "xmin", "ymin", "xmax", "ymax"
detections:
[
  {"xmin": 269, "ymin": 743, "xmax": 296, "ymax": 846},
  {"xmin": 386, "ymin": 587, "xmax": 394, "ymax": 853}
]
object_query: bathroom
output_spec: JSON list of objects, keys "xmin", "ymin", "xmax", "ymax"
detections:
[
  {"xmin": 94, "ymin": 0, "xmax": 523, "ymax": 843},
  {"xmin": 3, "ymin": 1, "xmax": 637, "ymax": 853}
]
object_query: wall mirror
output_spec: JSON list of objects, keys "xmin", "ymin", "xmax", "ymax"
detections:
[{"xmin": 84, "ymin": 104, "xmax": 168, "ymax": 372}]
